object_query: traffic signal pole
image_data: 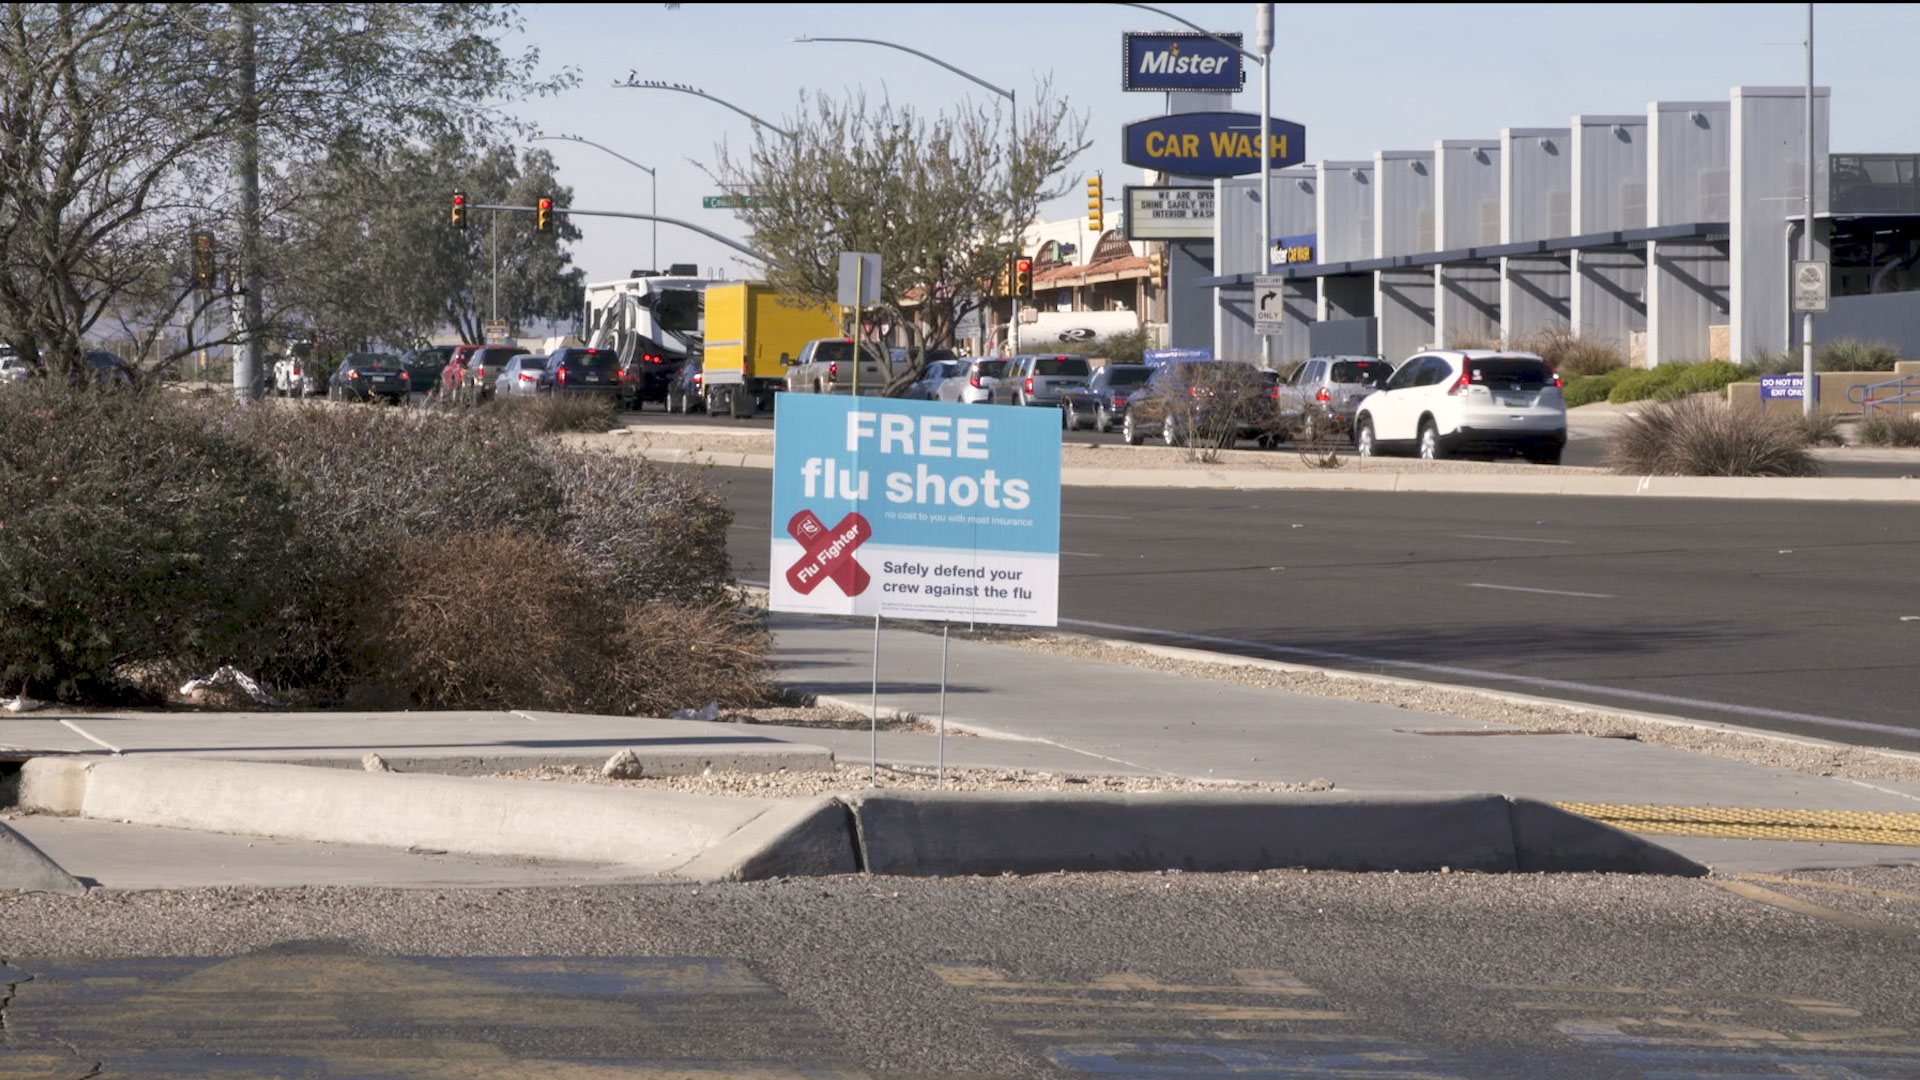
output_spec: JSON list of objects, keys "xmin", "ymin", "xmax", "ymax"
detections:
[{"xmin": 461, "ymin": 200, "xmax": 774, "ymax": 265}]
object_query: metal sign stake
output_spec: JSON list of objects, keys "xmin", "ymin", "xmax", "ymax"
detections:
[
  {"xmin": 938, "ymin": 624, "xmax": 950, "ymax": 788},
  {"xmin": 870, "ymin": 613, "xmax": 881, "ymax": 786}
]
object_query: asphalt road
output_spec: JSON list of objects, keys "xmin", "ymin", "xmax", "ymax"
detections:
[
  {"xmin": 703, "ymin": 465, "xmax": 1920, "ymax": 750},
  {"xmin": 3, "ymin": 870, "xmax": 1917, "ymax": 1078}
]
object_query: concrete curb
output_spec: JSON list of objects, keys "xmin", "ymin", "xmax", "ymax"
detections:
[
  {"xmin": 845, "ymin": 790, "xmax": 1705, "ymax": 877},
  {"xmin": 16, "ymin": 756, "xmax": 1703, "ymax": 880},
  {"xmin": 0, "ymin": 820, "xmax": 86, "ymax": 895},
  {"xmin": 234, "ymin": 745, "xmax": 835, "ymax": 777},
  {"xmin": 17, "ymin": 756, "xmax": 833, "ymax": 880},
  {"xmin": 633, "ymin": 446, "xmax": 1920, "ymax": 502}
]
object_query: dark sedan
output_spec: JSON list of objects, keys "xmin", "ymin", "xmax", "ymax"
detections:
[
  {"xmin": 546, "ymin": 347, "xmax": 623, "ymax": 401},
  {"xmin": 1061, "ymin": 363, "xmax": 1152, "ymax": 433},
  {"xmin": 1120, "ymin": 360, "xmax": 1281, "ymax": 448},
  {"xmin": 328, "ymin": 353, "xmax": 410, "ymax": 403},
  {"xmin": 399, "ymin": 346, "xmax": 456, "ymax": 393}
]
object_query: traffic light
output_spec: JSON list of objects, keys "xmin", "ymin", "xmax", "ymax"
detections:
[
  {"xmin": 1014, "ymin": 257, "xmax": 1033, "ymax": 300},
  {"xmin": 1087, "ymin": 173, "xmax": 1103, "ymax": 233},
  {"xmin": 450, "ymin": 191, "xmax": 467, "ymax": 229},
  {"xmin": 536, "ymin": 197, "xmax": 553, "ymax": 232},
  {"xmin": 997, "ymin": 253, "xmax": 1014, "ymax": 298},
  {"xmin": 1149, "ymin": 250, "xmax": 1166, "ymax": 288},
  {"xmin": 191, "ymin": 231, "xmax": 215, "ymax": 293}
]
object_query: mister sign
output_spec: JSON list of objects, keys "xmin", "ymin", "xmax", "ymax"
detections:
[
  {"xmin": 770, "ymin": 395, "xmax": 1060, "ymax": 627},
  {"xmin": 1123, "ymin": 31, "xmax": 1246, "ymax": 92}
]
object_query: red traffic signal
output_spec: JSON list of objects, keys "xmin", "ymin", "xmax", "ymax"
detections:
[
  {"xmin": 536, "ymin": 197, "xmax": 553, "ymax": 232},
  {"xmin": 450, "ymin": 191, "xmax": 468, "ymax": 229},
  {"xmin": 1014, "ymin": 257, "xmax": 1033, "ymax": 300}
]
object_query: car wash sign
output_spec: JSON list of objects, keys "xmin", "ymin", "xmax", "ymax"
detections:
[
  {"xmin": 771, "ymin": 395, "xmax": 1060, "ymax": 627},
  {"xmin": 1124, "ymin": 111, "xmax": 1306, "ymax": 178}
]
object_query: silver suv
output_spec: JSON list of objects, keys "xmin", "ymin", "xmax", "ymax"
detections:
[
  {"xmin": 992, "ymin": 353, "xmax": 1091, "ymax": 407},
  {"xmin": 1275, "ymin": 356, "xmax": 1395, "ymax": 438}
]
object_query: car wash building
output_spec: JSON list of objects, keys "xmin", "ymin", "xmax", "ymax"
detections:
[{"xmin": 1207, "ymin": 85, "xmax": 1920, "ymax": 368}]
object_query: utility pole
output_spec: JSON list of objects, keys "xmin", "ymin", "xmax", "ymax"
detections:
[
  {"xmin": 1257, "ymin": 3, "xmax": 1275, "ymax": 370},
  {"xmin": 231, "ymin": 2, "xmax": 262, "ymax": 401},
  {"xmin": 1801, "ymin": 2, "xmax": 1816, "ymax": 416}
]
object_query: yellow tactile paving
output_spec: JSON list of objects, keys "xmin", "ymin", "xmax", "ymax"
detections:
[{"xmin": 1555, "ymin": 803, "xmax": 1920, "ymax": 847}]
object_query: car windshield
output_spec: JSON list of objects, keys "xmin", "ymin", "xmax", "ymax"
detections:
[
  {"xmin": 346, "ymin": 354, "xmax": 397, "ymax": 368},
  {"xmin": 1033, "ymin": 357, "xmax": 1089, "ymax": 376},
  {"xmin": 975, "ymin": 360, "xmax": 1010, "ymax": 378},
  {"xmin": 475, "ymin": 348, "xmax": 519, "ymax": 365},
  {"xmin": 1330, "ymin": 360, "xmax": 1392, "ymax": 386},
  {"xmin": 562, "ymin": 354, "xmax": 619, "ymax": 372},
  {"xmin": 1469, "ymin": 357, "xmax": 1553, "ymax": 390},
  {"xmin": 516, "ymin": 356, "xmax": 548, "ymax": 370},
  {"xmin": 1103, "ymin": 366, "xmax": 1152, "ymax": 387}
]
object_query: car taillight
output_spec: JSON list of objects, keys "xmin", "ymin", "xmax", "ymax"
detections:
[
  {"xmin": 1113, "ymin": 394, "xmax": 1128, "ymax": 406},
  {"xmin": 558, "ymin": 368, "xmax": 567, "ymax": 384},
  {"xmin": 644, "ymin": 352, "xmax": 661, "ymax": 364},
  {"xmin": 828, "ymin": 362, "xmax": 838, "ymax": 382},
  {"xmin": 349, "ymin": 370, "xmax": 360, "ymax": 378},
  {"xmin": 1025, "ymin": 376, "xmax": 1035, "ymax": 393},
  {"xmin": 292, "ymin": 365, "xmax": 301, "ymax": 377},
  {"xmin": 1316, "ymin": 387, "xmax": 1331, "ymax": 402},
  {"xmin": 519, "ymin": 373, "xmax": 534, "ymax": 381},
  {"xmin": 692, "ymin": 373, "xmax": 703, "ymax": 385},
  {"xmin": 970, "ymin": 373, "xmax": 981, "ymax": 388},
  {"xmin": 1269, "ymin": 385, "xmax": 1282, "ymax": 399},
  {"xmin": 1552, "ymin": 372, "xmax": 1563, "ymax": 388},
  {"xmin": 1447, "ymin": 369, "xmax": 1472, "ymax": 395}
]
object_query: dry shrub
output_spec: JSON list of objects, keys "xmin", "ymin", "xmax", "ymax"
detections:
[
  {"xmin": 359, "ymin": 530, "xmax": 771, "ymax": 714},
  {"xmin": 1790, "ymin": 411, "xmax": 1845, "ymax": 447},
  {"xmin": 0, "ymin": 381, "xmax": 298, "ymax": 701},
  {"xmin": 1510, "ymin": 329, "xmax": 1626, "ymax": 378},
  {"xmin": 1607, "ymin": 397, "xmax": 1818, "ymax": 477},
  {"xmin": 481, "ymin": 394, "xmax": 621, "ymax": 433},
  {"xmin": 1860, "ymin": 410, "xmax": 1920, "ymax": 447},
  {"xmin": 545, "ymin": 448, "xmax": 734, "ymax": 605}
]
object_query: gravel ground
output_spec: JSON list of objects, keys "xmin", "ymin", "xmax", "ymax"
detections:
[{"xmin": 487, "ymin": 761, "xmax": 1337, "ymax": 796}]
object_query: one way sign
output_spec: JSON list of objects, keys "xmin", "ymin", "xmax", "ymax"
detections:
[{"xmin": 1253, "ymin": 274, "xmax": 1285, "ymax": 334}]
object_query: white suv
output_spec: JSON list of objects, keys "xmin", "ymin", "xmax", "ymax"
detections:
[{"xmin": 1352, "ymin": 350, "xmax": 1566, "ymax": 464}]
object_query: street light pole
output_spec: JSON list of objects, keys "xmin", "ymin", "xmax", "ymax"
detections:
[
  {"xmin": 611, "ymin": 76, "xmax": 797, "ymax": 141},
  {"xmin": 532, "ymin": 135, "xmax": 660, "ymax": 272},
  {"xmin": 792, "ymin": 36, "xmax": 1021, "ymax": 354},
  {"xmin": 1802, "ymin": 2, "xmax": 1816, "ymax": 417}
]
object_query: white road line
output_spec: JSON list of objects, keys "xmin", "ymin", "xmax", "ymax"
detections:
[
  {"xmin": 1062, "ymin": 551, "xmax": 1104, "ymax": 558},
  {"xmin": 59, "ymin": 719, "xmax": 122, "ymax": 755},
  {"xmin": 1454, "ymin": 534, "xmax": 1575, "ymax": 545},
  {"xmin": 1467, "ymin": 583, "xmax": 1614, "ymax": 599},
  {"xmin": 1058, "ymin": 617, "xmax": 1920, "ymax": 741}
]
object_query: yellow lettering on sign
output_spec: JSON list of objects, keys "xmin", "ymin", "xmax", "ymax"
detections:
[
  {"xmin": 1181, "ymin": 134, "xmax": 1199, "ymax": 157},
  {"xmin": 1145, "ymin": 132, "xmax": 1164, "ymax": 156}
]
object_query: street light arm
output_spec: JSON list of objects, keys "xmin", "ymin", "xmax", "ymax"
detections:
[
  {"xmin": 1111, "ymin": 2, "xmax": 1263, "ymax": 64},
  {"xmin": 612, "ymin": 78, "xmax": 796, "ymax": 141},
  {"xmin": 532, "ymin": 135, "xmax": 656, "ymax": 178},
  {"xmin": 793, "ymin": 35, "xmax": 1014, "ymax": 101}
]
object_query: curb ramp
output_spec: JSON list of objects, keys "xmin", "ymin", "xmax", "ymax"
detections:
[
  {"xmin": 0, "ymin": 820, "xmax": 87, "ymax": 895},
  {"xmin": 18, "ymin": 757, "xmax": 1704, "ymax": 882}
]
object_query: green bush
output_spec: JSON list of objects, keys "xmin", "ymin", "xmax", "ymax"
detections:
[
  {"xmin": 1669, "ymin": 360, "xmax": 1749, "ymax": 395},
  {"xmin": 1086, "ymin": 328, "xmax": 1148, "ymax": 366},
  {"xmin": 1606, "ymin": 397, "xmax": 1817, "ymax": 477},
  {"xmin": 1606, "ymin": 366, "xmax": 1680, "ymax": 404},
  {"xmin": 0, "ymin": 382, "xmax": 299, "ymax": 700},
  {"xmin": 1605, "ymin": 361, "xmax": 1749, "ymax": 404},
  {"xmin": 1565, "ymin": 369, "xmax": 1627, "ymax": 407},
  {"xmin": 1860, "ymin": 411, "xmax": 1920, "ymax": 447}
]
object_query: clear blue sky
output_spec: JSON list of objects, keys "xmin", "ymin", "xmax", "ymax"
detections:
[{"xmin": 502, "ymin": 3, "xmax": 1917, "ymax": 285}]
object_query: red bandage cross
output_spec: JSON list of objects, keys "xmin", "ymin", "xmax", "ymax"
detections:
[{"xmin": 786, "ymin": 510, "xmax": 872, "ymax": 596}]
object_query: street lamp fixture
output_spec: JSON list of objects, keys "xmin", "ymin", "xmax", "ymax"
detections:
[
  {"xmin": 532, "ymin": 134, "xmax": 660, "ymax": 273},
  {"xmin": 612, "ymin": 73, "xmax": 797, "ymax": 141}
]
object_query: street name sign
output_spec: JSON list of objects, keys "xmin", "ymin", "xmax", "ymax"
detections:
[{"xmin": 770, "ymin": 395, "xmax": 1061, "ymax": 627}]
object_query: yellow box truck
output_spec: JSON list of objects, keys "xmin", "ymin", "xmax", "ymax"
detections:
[{"xmin": 702, "ymin": 282, "xmax": 843, "ymax": 417}]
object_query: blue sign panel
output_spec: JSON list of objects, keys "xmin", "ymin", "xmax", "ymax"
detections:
[
  {"xmin": 1123, "ymin": 112, "xmax": 1307, "ymax": 178},
  {"xmin": 1123, "ymin": 31, "xmax": 1246, "ymax": 92},
  {"xmin": 1143, "ymin": 348, "xmax": 1213, "ymax": 366},
  {"xmin": 1272, "ymin": 232, "xmax": 1317, "ymax": 269},
  {"xmin": 1760, "ymin": 374, "xmax": 1816, "ymax": 400},
  {"xmin": 770, "ymin": 395, "xmax": 1061, "ymax": 627}
]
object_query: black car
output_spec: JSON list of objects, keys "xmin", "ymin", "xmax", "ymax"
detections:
[
  {"xmin": 1061, "ymin": 363, "xmax": 1153, "ymax": 433},
  {"xmin": 1120, "ymin": 360, "xmax": 1280, "ymax": 448},
  {"xmin": 399, "ymin": 346, "xmax": 456, "ymax": 393},
  {"xmin": 664, "ymin": 357, "xmax": 706, "ymax": 413},
  {"xmin": 328, "ymin": 352, "xmax": 410, "ymax": 403},
  {"xmin": 545, "ymin": 347, "xmax": 623, "ymax": 402},
  {"xmin": 616, "ymin": 335, "xmax": 688, "ymax": 409}
]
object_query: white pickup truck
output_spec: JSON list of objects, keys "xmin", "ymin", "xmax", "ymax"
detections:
[{"xmin": 782, "ymin": 337, "xmax": 895, "ymax": 396}]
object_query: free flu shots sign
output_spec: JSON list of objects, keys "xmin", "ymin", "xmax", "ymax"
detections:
[{"xmin": 770, "ymin": 395, "xmax": 1060, "ymax": 627}]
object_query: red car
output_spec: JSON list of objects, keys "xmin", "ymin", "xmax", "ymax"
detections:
[{"xmin": 438, "ymin": 344, "xmax": 482, "ymax": 399}]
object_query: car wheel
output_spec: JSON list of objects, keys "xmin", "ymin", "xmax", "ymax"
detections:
[
  {"xmin": 1095, "ymin": 407, "xmax": 1113, "ymax": 434},
  {"xmin": 1418, "ymin": 420, "xmax": 1444, "ymax": 460},
  {"xmin": 1162, "ymin": 415, "xmax": 1183, "ymax": 447},
  {"xmin": 1122, "ymin": 412, "xmax": 1144, "ymax": 446},
  {"xmin": 1062, "ymin": 405, "xmax": 1075, "ymax": 431},
  {"xmin": 1354, "ymin": 417, "xmax": 1376, "ymax": 457}
]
